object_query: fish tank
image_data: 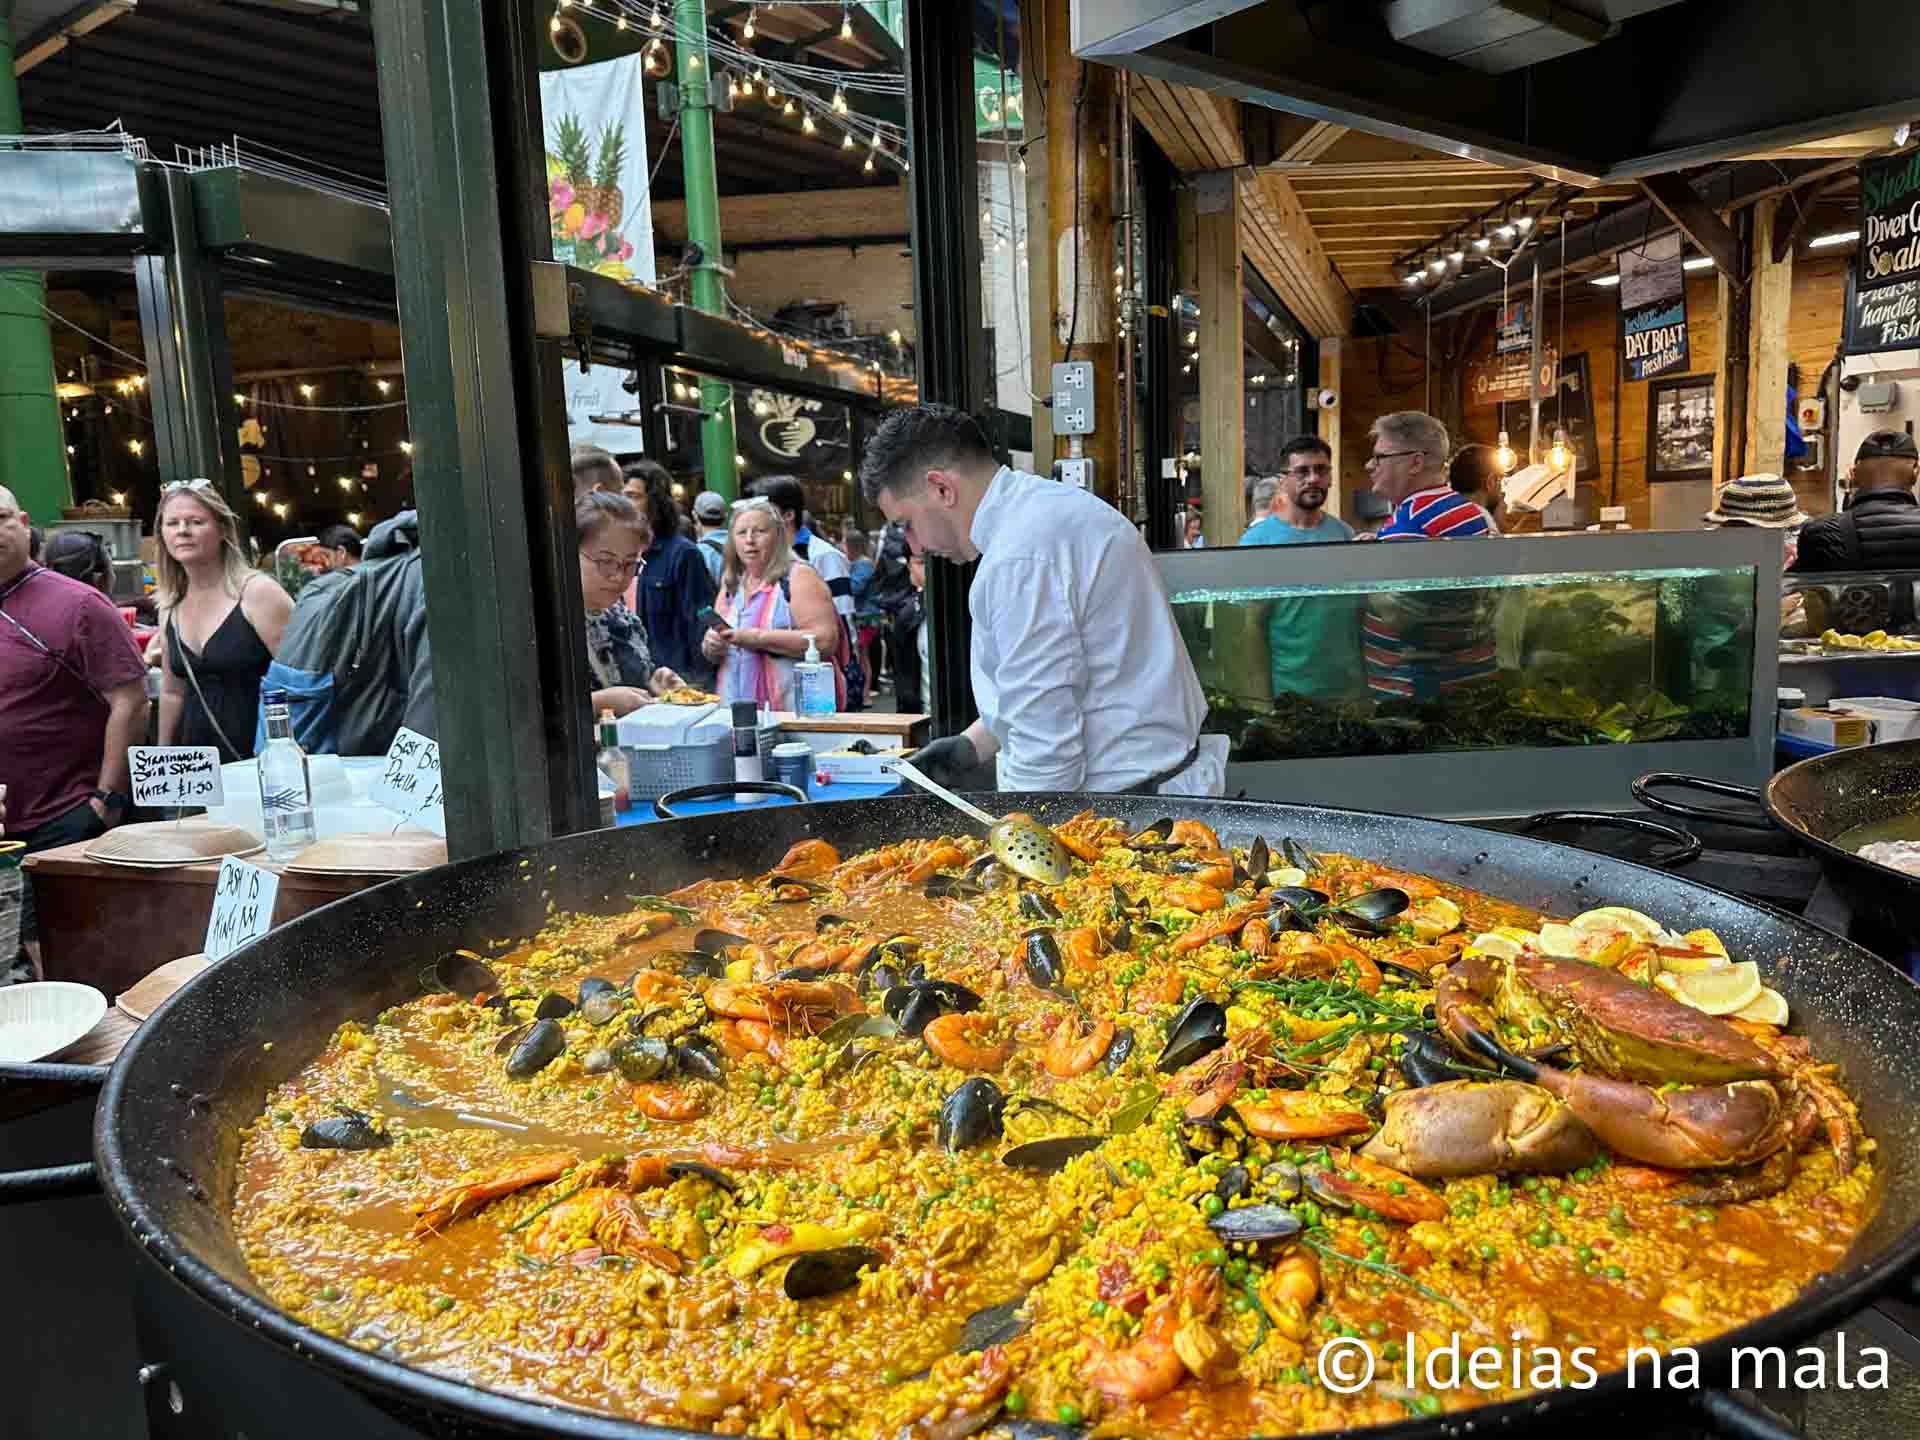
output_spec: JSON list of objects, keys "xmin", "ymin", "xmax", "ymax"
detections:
[{"xmin": 1156, "ymin": 529, "xmax": 1779, "ymax": 818}]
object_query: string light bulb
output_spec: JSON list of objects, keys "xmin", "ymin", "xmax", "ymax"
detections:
[
  {"xmin": 863, "ymin": 153, "xmax": 875, "ymax": 173},
  {"xmin": 127, "ymin": 439, "xmax": 143, "ymax": 456},
  {"xmin": 1515, "ymin": 213, "xmax": 1534, "ymax": 233},
  {"xmin": 842, "ymin": 130, "xmax": 855, "ymax": 150},
  {"xmin": 273, "ymin": 502, "xmax": 289, "ymax": 519},
  {"xmin": 254, "ymin": 490, "xmax": 270, "ymax": 506},
  {"xmin": 729, "ymin": 74, "xmax": 741, "ymax": 99},
  {"xmin": 400, "ymin": 440, "xmax": 414, "ymax": 455},
  {"xmin": 347, "ymin": 512, "xmax": 363, "ymax": 526},
  {"xmin": 375, "ymin": 378, "xmax": 391, "ymax": 394},
  {"xmin": 688, "ymin": 53, "xmax": 701, "ymax": 70},
  {"xmin": 1550, "ymin": 426, "xmax": 1570, "ymax": 471},
  {"xmin": 783, "ymin": 98, "xmax": 796, "ymax": 117},
  {"xmin": 338, "ymin": 476, "xmax": 355, "ymax": 491},
  {"xmin": 832, "ymin": 86, "xmax": 847, "ymax": 114},
  {"xmin": 110, "ymin": 491, "xmax": 125, "ymax": 506},
  {"xmin": 841, "ymin": 4, "xmax": 853, "ymax": 39},
  {"xmin": 802, "ymin": 112, "xmax": 815, "ymax": 135},
  {"xmin": 1494, "ymin": 430, "xmax": 1516, "ymax": 473},
  {"xmin": 234, "ymin": 392, "xmax": 247, "ymax": 404},
  {"xmin": 299, "ymin": 383, "xmax": 316, "ymax": 399},
  {"xmin": 742, "ymin": 5, "xmax": 755, "ymax": 38}
]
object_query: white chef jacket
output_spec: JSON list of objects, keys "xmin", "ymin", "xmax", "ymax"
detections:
[{"xmin": 968, "ymin": 466, "xmax": 1222, "ymax": 795}]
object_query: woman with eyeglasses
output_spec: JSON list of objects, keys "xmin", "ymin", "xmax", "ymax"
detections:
[
  {"xmin": 700, "ymin": 497, "xmax": 840, "ymax": 711},
  {"xmin": 577, "ymin": 490, "xmax": 683, "ymax": 717},
  {"xmin": 156, "ymin": 480, "xmax": 292, "ymax": 761}
]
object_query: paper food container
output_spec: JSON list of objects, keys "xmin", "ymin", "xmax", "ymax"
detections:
[
  {"xmin": 0, "ymin": 981, "xmax": 108, "ymax": 1063},
  {"xmin": 814, "ymin": 745, "xmax": 911, "ymax": 782},
  {"xmin": 1832, "ymin": 697, "xmax": 1920, "ymax": 743},
  {"xmin": 616, "ymin": 702, "xmax": 724, "ymax": 748}
]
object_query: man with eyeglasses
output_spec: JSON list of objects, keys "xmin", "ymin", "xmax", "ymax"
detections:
[
  {"xmin": 1364, "ymin": 411, "xmax": 1493, "ymax": 541},
  {"xmin": 1237, "ymin": 436, "xmax": 1362, "ymax": 701}
]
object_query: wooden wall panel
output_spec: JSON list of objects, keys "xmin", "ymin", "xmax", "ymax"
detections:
[{"xmin": 1339, "ymin": 257, "xmax": 1849, "ymax": 530}]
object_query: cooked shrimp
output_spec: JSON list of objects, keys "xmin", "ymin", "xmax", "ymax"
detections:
[
  {"xmin": 1239, "ymin": 1092, "xmax": 1372, "ymax": 1141},
  {"xmin": 524, "ymin": 1187, "xmax": 683, "ymax": 1272},
  {"xmin": 1242, "ymin": 918, "xmax": 1272, "ymax": 957},
  {"xmin": 1172, "ymin": 901, "xmax": 1266, "ymax": 953},
  {"xmin": 1085, "ymin": 1266, "xmax": 1220, "ymax": 1403},
  {"xmin": 1062, "ymin": 927, "xmax": 1104, "ymax": 969},
  {"xmin": 632, "ymin": 1083, "xmax": 710, "ymax": 1121},
  {"xmin": 1162, "ymin": 881, "xmax": 1226, "ymax": 914},
  {"xmin": 772, "ymin": 839, "xmax": 839, "ymax": 881},
  {"xmin": 1260, "ymin": 1249, "xmax": 1320, "ymax": 1341},
  {"xmin": 1130, "ymin": 966, "xmax": 1187, "ymax": 1008},
  {"xmin": 906, "ymin": 844, "xmax": 969, "ymax": 885},
  {"xmin": 923, "ymin": 1012, "xmax": 1013, "ymax": 1071},
  {"xmin": 1168, "ymin": 820, "xmax": 1220, "ymax": 851},
  {"xmin": 1043, "ymin": 1017, "xmax": 1115, "ymax": 1078},
  {"xmin": 629, "ymin": 969, "xmax": 689, "ymax": 1005},
  {"xmin": 1308, "ymin": 1151, "xmax": 1448, "ymax": 1223},
  {"xmin": 410, "ymin": 1151, "xmax": 575, "ymax": 1237}
]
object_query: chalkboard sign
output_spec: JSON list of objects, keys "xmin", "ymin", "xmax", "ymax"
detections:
[
  {"xmin": 204, "ymin": 855, "xmax": 279, "ymax": 962},
  {"xmin": 1618, "ymin": 235, "xmax": 1691, "ymax": 381},
  {"xmin": 1843, "ymin": 267, "xmax": 1920, "ymax": 355},
  {"xmin": 128, "ymin": 747, "xmax": 226, "ymax": 808},
  {"xmin": 1847, "ymin": 152, "xmax": 1920, "ymax": 355}
]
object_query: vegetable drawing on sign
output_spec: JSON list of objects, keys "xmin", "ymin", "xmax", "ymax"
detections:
[
  {"xmin": 205, "ymin": 856, "xmax": 279, "ymax": 963},
  {"xmin": 371, "ymin": 727, "xmax": 445, "ymax": 835},
  {"xmin": 128, "ymin": 747, "xmax": 226, "ymax": 809}
]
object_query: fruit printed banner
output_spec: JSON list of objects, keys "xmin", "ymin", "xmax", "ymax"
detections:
[
  {"xmin": 541, "ymin": 55, "xmax": 657, "ymax": 284},
  {"xmin": 541, "ymin": 55, "xmax": 659, "ymax": 449}
]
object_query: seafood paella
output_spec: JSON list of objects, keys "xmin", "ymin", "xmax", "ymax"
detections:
[{"xmin": 235, "ymin": 814, "xmax": 1874, "ymax": 1436}]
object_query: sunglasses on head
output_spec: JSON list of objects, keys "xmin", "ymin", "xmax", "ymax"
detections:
[{"xmin": 161, "ymin": 478, "xmax": 216, "ymax": 495}]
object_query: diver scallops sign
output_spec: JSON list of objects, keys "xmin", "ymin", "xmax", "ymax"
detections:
[
  {"xmin": 1617, "ymin": 234, "xmax": 1690, "ymax": 381},
  {"xmin": 1847, "ymin": 151, "xmax": 1920, "ymax": 353}
]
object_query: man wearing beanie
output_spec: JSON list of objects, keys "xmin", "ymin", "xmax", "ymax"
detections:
[{"xmin": 1792, "ymin": 431, "xmax": 1920, "ymax": 572}]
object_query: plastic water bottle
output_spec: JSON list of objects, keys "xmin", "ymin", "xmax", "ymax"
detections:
[
  {"xmin": 796, "ymin": 636, "xmax": 837, "ymax": 716},
  {"xmin": 258, "ymin": 687, "xmax": 316, "ymax": 859}
]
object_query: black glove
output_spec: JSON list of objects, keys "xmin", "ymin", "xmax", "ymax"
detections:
[{"xmin": 908, "ymin": 734, "xmax": 980, "ymax": 788}]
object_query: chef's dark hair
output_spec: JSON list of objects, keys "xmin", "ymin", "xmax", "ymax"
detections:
[
  {"xmin": 1278, "ymin": 434, "xmax": 1331, "ymax": 467},
  {"xmin": 859, "ymin": 404, "xmax": 994, "ymax": 503},
  {"xmin": 1449, "ymin": 444, "xmax": 1504, "ymax": 497},
  {"xmin": 317, "ymin": 523, "xmax": 362, "ymax": 558}
]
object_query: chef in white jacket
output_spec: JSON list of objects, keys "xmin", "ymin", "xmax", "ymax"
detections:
[{"xmin": 859, "ymin": 404, "xmax": 1226, "ymax": 796}]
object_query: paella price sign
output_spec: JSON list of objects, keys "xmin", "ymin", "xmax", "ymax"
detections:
[
  {"xmin": 128, "ymin": 746, "xmax": 226, "ymax": 808},
  {"xmin": 204, "ymin": 855, "xmax": 280, "ymax": 963},
  {"xmin": 371, "ymin": 726, "xmax": 445, "ymax": 836}
]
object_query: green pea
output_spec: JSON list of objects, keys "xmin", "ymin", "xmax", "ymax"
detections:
[
  {"xmin": 1607, "ymin": 1204, "xmax": 1627, "ymax": 1223},
  {"xmin": 318, "ymin": 1285, "xmax": 341, "ymax": 1302},
  {"xmin": 1522, "ymin": 1178, "xmax": 1541, "ymax": 1192},
  {"xmin": 879, "ymin": 1367, "xmax": 902, "ymax": 1385},
  {"xmin": 1557, "ymin": 1195, "xmax": 1576, "ymax": 1215},
  {"xmin": 1575, "ymin": 1245, "xmax": 1594, "ymax": 1262},
  {"xmin": 797, "ymin": 1322, "xmax": 814, "ymax": 1336},
  {"xmin": 1150, "ymin": 1261, "xmax": 1170, "ymax": 1283},
  {"xmin": 1478, "ymin": 1243, "xmax": 1498, "ymax": 1261},
  {"xmin": 1382, "ymin": 1341, "xmax": 1403, "ymax": 1362},
  {"xmin": 431, "ymin": 1296, "xmax": 454, "ymax": 1314},
  {"xmin": 1089, "ymin": 1300, "xmax": 1108, "ymax": 1317},
  {"xmin": 1224, "ymin": 1259, "xmax": 1249, "ymax": 1283},
  {"xmin": 1388, "ymin": 1181, "xmax": 1407, "ymax": 1196},
  {"xmin": 1296, "ymin": 1200, "xmax": 1322, "ymax": 1228},
  {"xmin": 1279, "ymin": 1366, "xmax": 1304, "ymax": 1384},
  {"xmin": 1527, "ymin": 1232, "xmax": 1550, "ymax": 1248},
  {"xmin": 342, "ymin": 1184, "xmax": 360, "ymax": 1198},
  {"xmin": 1604, "ymin": 1264, "xmax": 1625, "ymax": 1280},
  {"xmin": 1361, "ymin": 1228, "xmax": 1379, "ymax": 1246},
  {"xmin": 1056, "ymin": 1404, "xmax": 1084, "ymax": 1425},
  {"xmin": 1416, "ymin": 1394, "xmax": 1442, "ymax": 1416},
  {"xmin": 1320, "ymin": 1314, "xmax": 1340, "ymax": 1333},
  {"xmin": 1642, "ymin": 1325, "xmax": 1663, "ymax": 1342},
  {"xmin": 1203, "ymin": 1246, "xmax": 1228, "ymax": 1266},
  {"xmin": 1572, "ymin": 1166, "xmax": 1592, "ymax": 1182},
  {"xmin": 1201, "ymin": 1194, "xmax": 1226, "ymax": 1218},
  {"xmin": 1367, "ymin": 1320, "xmax": 1387, "ymax": 1338},
  {"xmin": 1232, "ymin": 1295, "xmax": 1253, "ymax": 1313},
  {"xmin": 1004, "ymin": 1391, "xmax": 1026, "ymax": 1415},
  {"xmin": 1083, "ymin": 1218, "xmax": 1099, "ymax": 1234},
  {"xmin": 274, "ymin": 1109, "xmax": 293, "ymax": 1123},
  {"xmin": 1693, "ymin": 1209, "xmax": 1714, "ymax": 1224},
  {"xmin": 1366, "ymin": 1246, "xmax": 1387, "ymax": 1264}
]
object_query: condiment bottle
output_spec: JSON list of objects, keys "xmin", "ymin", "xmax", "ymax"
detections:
[
  {"xmin": 596, "ymin": 709, "xmax": 631, "ymax": 815},
  {"xmin": 258, "ymin": 687, "xmax": 317, "ymax": 859},
  {"xmin": 732, "ymin": 700, "xmax": 766, "ymax": 803}
]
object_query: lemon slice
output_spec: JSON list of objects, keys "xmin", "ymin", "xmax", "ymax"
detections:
[
  {"xmin": 1537, "ymin": 923, "xmax": 1586, "ymax": 959},
  {"xmin": 1265, "ymin": 867, "xmax": 1309, "ymax": 889},
  {"xmin": 1669, "ymin": 961, "xmax": 1762, "ymax": 1016},
  {"xmin": 1409, "ymin": 896, "xmax": 1463, "ymax": 940},
  {"xmin": 1681, "ymin": 928, "xmax": 1728, "ymax": 958},
  {"xmin": 1733, "ymin": 987, "xmax": 1789, "ymax": 1026},
  {"xmin": 1467, "ymin": 929, "xmax": 1529, "ymax": 961},
  {"xmin": 1571, "ymin": 906, "xmax": 1663, "ymax": 941},
  {"xmin": 1658, "ymin": 947, "xmax": 1730, "ymax": 975}
]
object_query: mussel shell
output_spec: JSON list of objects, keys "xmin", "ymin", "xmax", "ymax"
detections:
[
  {"xmin": 661, "ymin": 950, "xmax": 727, "ymax": 979},
  {"xmin": 892, "ymin": 986, "xmax": 952, "ymax": 1038},
  {"xmin": 783, "ymin": 1245, "xmax": 882, "ymax": 1300},
  {"xmin": 673, "ymin": 1035, "xmax": 727, "ymax": 1084},
  {"xmin": 776, "ymin": 960, "xmax": 837, "ymax": 981},
  {"xmin": 924, "ymin": 872, "xmax": 987, "ymax": 900},
  {"xmin": 1124, "ymin": 818, "xmax": 1174, "ymax": 848},
  {"xmin": 580, "ymin": 991, "xmax": 625, "ymax": 1026},
  {"xmin": 299, "ymin": 1112, "xmax": 390, "ymax": 1151},
  {"xmin": 1019, "ymin": 891, "xmax": 1063, "ymax": 922},
  {"xmin": 578, "ymin": 977, "xmax": 618, "ymax": 1003},
  {"xmin": 694, "ymin": 929, "xmax": 752, "ymax": 956},
  {"xmin": 1107, "ymin": 922, "xmax": 1133, "ymax": 954},
  {"xmin": 1281, "ymin": 837, "xmax": 1323, "ymax": 873},
  {"xmin": 1268, "ymin": 886, "xmax": 1330, "ymax": 914},
  {"xmin": 1178, "ymin": 1104, "xmax": 1250, "ymax": 1163},
  {"xmin": 1021, "ymin": 930, "xmax": 1065, "ymax": 990},
  {"xmin": 1108, "ymin": 884, "xmax": 1141, "ymax": 919},
  {"xmin": 1263, "ymin": 1160, "xmax": 1302, "ymax": 1203},
  {"xmin": 1001, "ymin": 1135, "xmax": 1104, "ymax": 1172},
  {"xmin": 769, "ymin": 876, "xmax": 827, "ymax": 901},
  {"xmin": 863, "ymin": 961, "xmax": 906, "ymax": 995},
  {"xmin": 1207, "ymin": 1203, "xmax": 1303, "ymax": 1244},
  {"xmin": 612, "ymin": 1036, "xmax": 673, "ymax": 1083},
  {"xmin": 506, "ymin": 1019, "xmax": 567, "ymax": 1078},
  {"xmin": 1246, "ymin": 836, "xmax": 1270, "ymax": 885},
  {"xmin": 430, "ymin": 949, "xmax": 499, "ymax": 996},
  {"xmin": 1306, "ymin": 1168, "xmax": 1356, "ymax": 1211},
  {"xmin": 1104, "ymin": 1027, "xmax": 1136, "ymax": 1074},
  {"xmin": 1214, "ymin": 1164, "xmax": 1252, "ymax": 1206},
  {"xmin": 815, "ymin": 913, "xmax": 853, "ymax": 932},
  {"xmin": 534, "ymin": 992, "xmax": 575, "ymax": 1020},
  {"xmin": 958, "ymin": 1296, "xmax": 1029, "ymax": 1353},
  {"xmin": 493, "ymin": 1021, "xmax": 534, "ymax": 1055},
  {"xmin": 1156, "ymin": 997, "xmax": 1227, "ymax": 1073},
  {"xmin": 1334, "ymin": 887, "xmax": 1411, "ymax": 936},
  {"xmin": 938, "ymin": 1077, "xmax": 1006, "ymax": 1152},
  {"xmin": 667, "ymin": 1160, "xmax": 737, "ymax": 1194}
]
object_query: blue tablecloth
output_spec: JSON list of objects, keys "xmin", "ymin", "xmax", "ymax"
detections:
[
  {"xmin": 615, "ymin": 778, "xmax": 902, "ymax": 825},
  {"xmin": 1775, "ymin": 732, "xmax": 1838, "ymax": 763}
]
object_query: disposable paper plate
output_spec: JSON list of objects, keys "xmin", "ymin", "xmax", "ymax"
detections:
[{"xmin": 0, "ymin": 981, "xmax": 109, "ymax": 1063}]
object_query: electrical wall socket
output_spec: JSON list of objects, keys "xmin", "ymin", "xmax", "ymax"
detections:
[
  {"xmin": 1051, "ymin": 361, "xmax": 1095, "ymax": 435},
  {"xmin": 1054, "ymin": 457, "xmax": 1094, "ymax": 489}
]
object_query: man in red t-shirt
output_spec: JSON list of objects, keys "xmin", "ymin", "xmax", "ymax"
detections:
[{"xmin": 0, "ymin": 485, "xmax": 149, "ymax": 977}]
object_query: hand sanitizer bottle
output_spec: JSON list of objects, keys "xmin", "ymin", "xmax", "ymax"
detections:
[{"xmin": 796, "ymin": 636, "xmax": 837, "ymax": 716}]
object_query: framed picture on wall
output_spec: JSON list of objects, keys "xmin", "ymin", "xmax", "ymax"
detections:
[{"xmin": 1647, "ymin": 374, "xmax": 1715, "ymax": 481}]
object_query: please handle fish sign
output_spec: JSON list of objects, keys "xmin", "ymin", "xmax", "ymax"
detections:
[
  {"xmin": 204, "ymin": 855, "xmax": 280, "ymax": 963},
  {"xmin": 128, "ymin": 746, "xmax": 226, "ymax": 809},
  {"xmin": 371, "ymin": 726, "xmax": 446, "ymax": 836}
]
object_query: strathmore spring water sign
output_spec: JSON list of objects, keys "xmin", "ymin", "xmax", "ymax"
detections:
[{"xmin": 1847, "ymin": 150, "xmax": 1920, "ymax": 354}]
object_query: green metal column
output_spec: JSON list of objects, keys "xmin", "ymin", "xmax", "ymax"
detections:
[
  {"xmin": 673, "ymin": 0, "xmax": 737, "ymax": 499},
  {"xmin": 0, "ymin": 0, "xmax": 72, "ymax": 521}
]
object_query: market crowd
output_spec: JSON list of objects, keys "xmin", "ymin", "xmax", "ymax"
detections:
[{"xmin": 7, "ymin": 410, "xmax": 1919, "ymax": 983}]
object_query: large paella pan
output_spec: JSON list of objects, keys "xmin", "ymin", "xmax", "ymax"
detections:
[{"xmin": 71, "ymin": 796, "xmax": 1920, "ymax": 1438}]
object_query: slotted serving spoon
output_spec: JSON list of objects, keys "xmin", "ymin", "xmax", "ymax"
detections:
[{"xmin": 892, "ymin": 759, "xmax": 1073, "ymax": 885}]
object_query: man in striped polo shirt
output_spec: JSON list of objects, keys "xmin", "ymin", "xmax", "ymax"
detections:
[{"xmin": 1359, "ymin": 412, "xmax": 1499, "ymax": 700}]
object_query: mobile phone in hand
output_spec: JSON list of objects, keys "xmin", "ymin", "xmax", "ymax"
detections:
[{"xmin": 697, "ymin": 607, "xmax": 731, "ymax": 633}]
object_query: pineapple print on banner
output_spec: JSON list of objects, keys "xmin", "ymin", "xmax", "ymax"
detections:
[
  {"xmin": 540, "ymin": 53, "xmax": 661, "ymax": 450},
  {"xmin": 540, "ymin": 55, "xmax": 658, "ymax": 285}
]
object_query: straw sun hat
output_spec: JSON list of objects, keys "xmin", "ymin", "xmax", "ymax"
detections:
[{"xmin": 1703, "ymin": 473, "xmax": 1807, "ymax": 528}]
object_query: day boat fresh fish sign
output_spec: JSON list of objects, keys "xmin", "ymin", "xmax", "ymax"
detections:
[{"xmin": 1618, "ymin": 234, "xmax": 1690, "ymax": 381}]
